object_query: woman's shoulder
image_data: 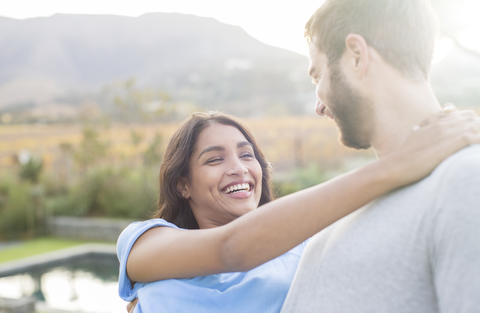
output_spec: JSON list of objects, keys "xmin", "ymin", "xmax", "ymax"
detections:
[
  {"xmin": 121, "ymin": 218, "xmax": 179, "ymax": 238},
  {"xmin": 126, "ymin": 218, "xmax": 180, "ymax": 232},
  {"xmin": 116, "ymin": 218, "xmax": 180, "ymax": 260}
]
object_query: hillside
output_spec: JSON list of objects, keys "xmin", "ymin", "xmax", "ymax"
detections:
[
  {"xmin": 0, "ymin": 13, "xmax": 312, "ymax": 119},
  {"xmin": 0, "ymin": 13, "xmax": 479, "ymax": 123}
]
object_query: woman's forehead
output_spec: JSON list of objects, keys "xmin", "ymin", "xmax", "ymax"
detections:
[{"xmin": 197, "ymin": 123, "xmax": 247, "ymax": 145}]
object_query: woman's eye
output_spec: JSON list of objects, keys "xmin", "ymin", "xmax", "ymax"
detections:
[
  {"xmin": 206, "ymin": 157, "xmax": 223, "ymax": 164},
  {"xmin": 240, "ymin": 153, "xmax": 254, "ymax": 159}
]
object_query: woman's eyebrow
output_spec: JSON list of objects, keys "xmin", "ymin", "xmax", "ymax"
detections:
[
  {"xmin": 198, "ymin": 146, "xmax": 224, "ymax": 159},
  {"xmin": 237, "ymin": 141, "xmax": 253, "ymax": 149}
]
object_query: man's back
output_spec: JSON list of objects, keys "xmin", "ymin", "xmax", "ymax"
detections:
[{"xmin": 281, "ymin": 145, "xmax": 480, "ymax": 313}]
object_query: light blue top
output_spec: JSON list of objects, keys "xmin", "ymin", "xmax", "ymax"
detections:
[{"xmin": 117, "ymin": 218, "xmax": 307, "ymax": 313}]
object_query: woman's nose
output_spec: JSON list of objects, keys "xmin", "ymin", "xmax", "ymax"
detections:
[{"xmin": 227, "ymin": 158, "xmax": 248, "ymax": 176}]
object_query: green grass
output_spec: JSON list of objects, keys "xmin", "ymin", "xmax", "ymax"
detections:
[{"xmin": 0, "ymin": 237, "xmax": 112, "ymax": 264}]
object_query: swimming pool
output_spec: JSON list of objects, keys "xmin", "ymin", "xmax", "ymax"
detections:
[{"xmin": 0, "ymin": 245, "xmax": 126, "ymax": 313}]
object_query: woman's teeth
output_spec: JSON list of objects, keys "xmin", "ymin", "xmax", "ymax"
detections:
[{"xmin": 224, "ymin": 183, "xmax": 251, "ymax": 194}]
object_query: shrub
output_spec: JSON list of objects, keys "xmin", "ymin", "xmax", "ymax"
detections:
[
  {"xmin": 18, "ymin": 156, "xmax": 43, "ymax": 184},
  {"xmin": 0, "ymin": 174, "xmax": 34, "ymax": 239},
  {"xmin": 273, "ymin": 164, "xmax": 328, "ymax": 198},
  {"xmin": 46, "ymin": 166, "xmax": 158, "ymax": 220}
]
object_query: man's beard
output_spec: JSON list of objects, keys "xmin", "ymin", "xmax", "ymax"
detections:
[{"xmin": 327, "ymin": 63, "xmax": 374, "ymax": 150}]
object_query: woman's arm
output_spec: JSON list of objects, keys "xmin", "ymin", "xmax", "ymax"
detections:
[{"xmin": 127, "ymin": 110, "xmax": 480, "ymax": 283}]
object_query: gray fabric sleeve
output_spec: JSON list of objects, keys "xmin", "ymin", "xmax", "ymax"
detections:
[{"xmin": 431, "ymin": 149, "xmax": 480, "ymax": 312}]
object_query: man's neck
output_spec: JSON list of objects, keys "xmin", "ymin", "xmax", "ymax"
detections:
[{"xmin": 370, "ymin": 79, "xmax": 442, "ymax": 158}]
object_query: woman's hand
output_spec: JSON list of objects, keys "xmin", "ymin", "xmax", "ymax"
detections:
[
  {"xmin": 386, "ymin": 106, "xmax": 480, "ymax": 187},
  {"xmin": 126, "ymin": 298, "xmax": 138, "ymax": 313}
]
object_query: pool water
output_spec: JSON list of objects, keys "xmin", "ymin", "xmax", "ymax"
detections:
[{"xmin": 0, "ymin": 254, "xmax": 126, "ymax": 313}]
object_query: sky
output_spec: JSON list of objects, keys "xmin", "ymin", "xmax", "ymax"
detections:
[
  {"xmin": 0, "ymin": 0, "xmax": 323, "ymax": 56},
  {"xmin": 0, "ymin": 0, "xmax": 479, "ymax": 58}
]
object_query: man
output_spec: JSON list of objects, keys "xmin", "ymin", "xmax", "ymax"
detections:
[{"xmin": 281, "ymin": 0, "xmax": 480, "ymax": 312}]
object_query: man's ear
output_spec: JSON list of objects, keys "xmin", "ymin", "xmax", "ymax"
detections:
[
  {"xmin": 177, "ymin": 179, "xmax": 190, "ymax": 199},
  {"xmin": 344, "ymin": 34, "xmax": 369, "ymax": 78}
]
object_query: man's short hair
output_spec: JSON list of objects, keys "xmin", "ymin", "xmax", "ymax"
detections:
[{"xmin": 305, "ymin": 0, "xmax": 439, "ymax": 81}]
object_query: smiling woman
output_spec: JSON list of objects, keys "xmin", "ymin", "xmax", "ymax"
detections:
[{"xmin": 116, "ymin": 111, "xmax": 480, "ymax": 313}]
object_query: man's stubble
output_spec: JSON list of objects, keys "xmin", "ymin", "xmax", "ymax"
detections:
[{"xmin": 327, "ymin": 63, "xmax": 375, "ymax": 150}]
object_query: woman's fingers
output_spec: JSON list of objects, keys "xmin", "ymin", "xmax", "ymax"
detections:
[
  {"xmin": 392, "ymin": 107, "xmax": 480, "ymax": 185},
  {"xmin": 449, "ymin": 117, "xmax": 480, "ymax": 146},
  {"xmin": 415, "ymin": 104, "xmax": 478, "ymax": 129},
  {"xmin": 416, "ymin": 113, "xmax": 441, "ymax": 129},
  {"xmin": 417, "ymin": 109, "xmax": 480, "ymax": 136},
  {"xmin": 127, "ymin": 298, "xmax": 138, "ymax": 313},
  {"xmin": 442, "ymin": 102, "xmax": 457, "ymax": 113},
  {"xmin": 440, "ymin": 110, "xmax": 480, "ymax": 140},
  {"xmin": 403, "ymin": 109, "xmax": 480, "ymax": 159},
  {"xmin": 414, "ymin": 103, "xmax": 456, "ymax": 129},
  {"xmin": 424, "ymin": 112, "xmax": 480, "ymax": 159}
]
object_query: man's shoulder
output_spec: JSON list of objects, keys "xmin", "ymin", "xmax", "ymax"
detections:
[
  {"xmin": 441, "ymin": 144, "xmax": 480, "ymax": 164},
  {"xmin": 433, "ymin": 144, "xmax": 480, "ymax": 178},
  {"xmin": 430, "ymin": 145, "xmax": 480, "ymax": 212}
]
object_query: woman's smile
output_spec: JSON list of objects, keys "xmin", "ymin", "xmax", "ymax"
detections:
[{"xmin": 221, "ymin": 180, "xmax": 254, "ymax": 199}]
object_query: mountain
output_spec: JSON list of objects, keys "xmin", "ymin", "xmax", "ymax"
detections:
[
  {"xmin": 0, "ymin": 13, "xmax": 313, "ymax": 120},
  {"xmin": 1, "ymin": 13, "xmax": 478, "ymax": 123}
]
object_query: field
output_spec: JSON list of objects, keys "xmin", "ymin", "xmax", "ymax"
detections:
[
  {"xmin": 0, "ymin": 116, "xmax": 375, "ymax": 179},
  {"xmin": 3, "ymin": 107, "xmax": 478, "ymax": 181}
]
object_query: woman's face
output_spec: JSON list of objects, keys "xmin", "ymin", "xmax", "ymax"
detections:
[{"xmin": 182, "ymin": 123, "xmax": 262, "ymax": 228}]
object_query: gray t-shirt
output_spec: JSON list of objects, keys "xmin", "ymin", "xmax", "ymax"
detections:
[{"xmin": 281, "ymin": 145, "xmax": 480, "ymax": 313}]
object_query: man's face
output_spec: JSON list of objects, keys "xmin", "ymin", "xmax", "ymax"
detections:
[{"xmin": 308, "ymin": 43, "xmax": 374, "ymax": 150}]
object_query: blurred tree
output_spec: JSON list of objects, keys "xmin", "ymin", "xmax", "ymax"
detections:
[
  {"xmin": 0, "ymin": 177, "xmax": 32, "ymax": 239},
  {"xmin": 143, "ymin": 132, "xmax": 163, "ymax": 167},
  {"xmin": 16, "ymin": 153, "xmax": 45, "ymax": 236},
  {"xmin": 131, "ymin": 130, "xmax": 145, "ymax": 147},
  {"xmin": 19, "ymin": 155, "xmax": 43, "ymax": 184},
  {"xmin": 73, "ymin": 125, "xmax": 110, "ymax": 171},
  {"xmin": 57, "ymin": 142, "xmax": 74, "ymax": 186},
  {"xmin": 107, "ymin": 78, "xmax": 175, "ymax": 123}
]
